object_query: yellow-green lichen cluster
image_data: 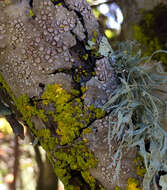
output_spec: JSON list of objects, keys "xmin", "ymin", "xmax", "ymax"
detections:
[
  {"xmin": 114, "ymin": 177, "xmax": 141, "ymax": 190},
  {"xmin": 16, "ymin": 95, "xmax": 47, "ymax": 121},
  {"xmin": 91, "ymin": 31, "xmax": 98, "ymax": 44},
  {"xmin": 134, "ymin": 155, "xmax": 146, "ymax": 177},
  {"xmin": 125, "ymin": 178, "xmax": 141, "ymax": 190},
  {"xmin": 39, "ymin": 83, "xmax": 105, "ymax": 189},
  {"xmin": 0, "ymin": 71, "xmax": 106, "ymax": 189},
  {"xmin": 29, "ymin": 9, "xmax": 35, "ymax": 18},
  {"xmin": 0, "ymin": 74, "xmax": 47, "ymax": 130},
  {"xmin": 82, "ymin": 53, "xmax": 89, "ymax": 61},
  {"xmin": 37, "ymin": 129, "xmax": 58, "ymax": 151},
  {"xmin": 54, "ymin": 144, "xmax": 98, "ymax": 187},
  {"xmin": 42, "ymin": 83, "xmax": 85, "ymax": 145},
  {"xmin": 51, "ymin": 0, "xmax": 63, "ymax": 6},
  {"xmin": 114, "ymin": 186, "xmax": 122, "ymax": 190},
  {"xmin": 86, "ymin": 30, "xmax": 100, "ymax": 57},
  {"xmin": 41, "ymin": 83, "xmax": 105, "ymax": 145},
  {"xmin": 81, "ymin": 170, "xmax": 96, "ymax": 190},
  {"xmin": 0, "ymin": 74, "xmax": 15, "ymax": 101}
]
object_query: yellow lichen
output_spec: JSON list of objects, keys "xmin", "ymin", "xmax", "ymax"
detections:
[
  {"xmin": 99, "ymin": 185, "xmax": 106, "ymax": 190},
  {"xmin": 134, "ymin": 155, "xmax": 146, "ymax": 177},
  {"xmin": 41, "ymin": 82, "xmax": 104, "ymax": 145},
  {"xmin": 53, "ymin": 143, "xmax": 98, "ymax": 189},
  {"xmin": 114, "ymin": 186, "xmax": 122, "ymax": 190},
  {"xmin": 133, "ymin": 4, "xmax": 167, "ymax": 68},
  {"xmin": 74, "ymin": 186, "xmax": 80, "ymax": 190},
  {"xmin": 0, "ymin": 74, "xmax": 104, "ymax": 189},
  {"xmin": 91, "ymin": 31, "xmax": 98, "ymax": 43},
  {"xmin": 82, "ymin": 127, "xmax": 92, "ymax": 135},
  {"xmin": 5, "ymin": 0, "xmax": 11, "ymax": 5},
  {"xmin": 82, "ymin": 53, "xmax": 89, "ymax": 60},
  {"xmin": 125, "ymin": 178, "xmax": 141, "ymax": 190},
  {"xmin": 81, "ymin": 170, "xmax": 96, "ymax": 190},
  {"xmin": 60, "ymin": 24, "xmax": 65, "ymax": 28},
  {"xmin": 15, "ymin": 95, "xmax": 48, "ymax": 123},
  {"xmin": 29, "ymin": 9, "xmax": 34, "ymax": 18},
  {"xmin": 0, "ymin": 74, "xmax": 15, "ymax": 101}
]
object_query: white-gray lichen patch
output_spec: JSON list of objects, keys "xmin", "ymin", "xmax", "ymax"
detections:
[
  {"xmin": 84, "ymin": 57, "xmax": 118, "ymax": 108},
  {"xmin": 95, "ymin": 57, "xmax": 118, "ymax": 96},
  {"xmin": 84, "ymin": 77, "xmax": 108, "ymax": 108},
  {"xmin": 0, "ymin": 0, "xmax": 85, "ymax": 97},
  {"xmin": 72, "ymin": 18, "xmax": 86, "ymax": 41},
  {"xmin": 46, "ymin": 73, "xmax": 74, "ymax": 93},
  {"xmin": 64, "ymin": 0, "xmax": 99, "ymax": 38},
  {"xmin": 83, "ymin": 117, "xmax": 138, "ymax": 189}
]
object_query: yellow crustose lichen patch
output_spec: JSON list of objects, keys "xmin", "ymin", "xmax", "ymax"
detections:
[{"xmin": 125, "ymin": 178, "xmax": 141, "ymax": 190}]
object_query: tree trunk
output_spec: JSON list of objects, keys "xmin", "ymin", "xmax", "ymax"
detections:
[
  {"xmin": 34, "ymin": 146, "xmax": 58, "ymax": 190},
  {"xmin": 0, "ymin": 0, "xmax": 139, "ymax": 189}
]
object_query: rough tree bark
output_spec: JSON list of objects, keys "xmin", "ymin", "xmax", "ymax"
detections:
[{"xmin": 0, "ymin": 0, "xmax": 144, "ymax": 189}]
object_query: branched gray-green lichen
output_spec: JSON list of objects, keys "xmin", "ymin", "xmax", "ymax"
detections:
[{"xmin": 99, "ymin": 38, "xmax": 167, "ymax": 190}]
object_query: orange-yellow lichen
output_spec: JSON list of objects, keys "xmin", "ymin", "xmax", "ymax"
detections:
[
  {"xmin": 0, "ymin": 74, "xmax": 105, "ymax": 189},
  {"xmin": 125, "ymin": 178, "xmax": 141, "ymax": 190}
]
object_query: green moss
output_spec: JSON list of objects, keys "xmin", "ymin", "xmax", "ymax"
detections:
[
  {"xmin": 0, "ymin": 74, "xmax": 48, "ymax": 138},
  {"xmin": 0, "ymin": 74, "xmax": 47, "ymax": 129},
  {"xmin": 52, "ymin": 101, "xmax": 85, "ymax": 145},
  {"xmin": 37, "ymin": 129, "xmax": 58, "ymax": 151},
  {"xmin": 41, "ymin": 83, "xmax": 71, "ymax": 106},
  {"xmin": 0, "ymin": 74, "xmax": 34, "ymax": 130},
  {"xmin": 93, "ymin": 31, "xmax": 98, "ymax": 39},
  {"xmin": 57, "ymin": 2, "xmax": 62, "ymax": 6},
  {"xmin": 73, "ymin": 74, "xmax": 81, "ymax": 83},
  {"xmin": 38, "ymin": 82, "xmax": 106, "ymax": 188}
]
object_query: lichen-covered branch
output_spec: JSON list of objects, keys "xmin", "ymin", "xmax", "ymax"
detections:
[{"xmin": 0, "ymin": 0, "xmax": 119, "ymax": 189}]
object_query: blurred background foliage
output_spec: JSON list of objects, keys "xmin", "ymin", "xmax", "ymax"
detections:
[
  {"xmin": 0, "ymin": 117, "xmax": 37, "ymax": 190},
  {"xmin": 88, "ymin": 0, "xmax": 167, "ymax": 69},
  {"xmin": 0, "ymin": 117, "xmax": 58, "ymax": 190},
  {"xmin": 87, "ymin": 0, "xmax": 123, "ymax": 40},
  {"xmin": 133, "ymin": 3, "xmax": 167, "ymax": 69}
]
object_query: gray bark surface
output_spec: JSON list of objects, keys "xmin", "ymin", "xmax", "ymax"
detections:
[{"xmin": 0, "ymin": 0, "xmax": 140, "ymax": 189}]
